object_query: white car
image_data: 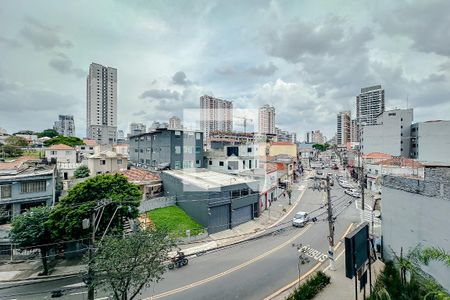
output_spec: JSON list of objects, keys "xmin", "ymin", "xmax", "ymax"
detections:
[
  {"xmin": 293, "ymin": 211, "xmax": 309, "ymax": 227},
  {"xmin": 345, "ymin": 188, "xmax": 361, "ymax": 198}
]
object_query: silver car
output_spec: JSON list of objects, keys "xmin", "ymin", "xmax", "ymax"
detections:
[{"xmin": 293, "ymin": 211, "xmax": 309, "ymax": 227}]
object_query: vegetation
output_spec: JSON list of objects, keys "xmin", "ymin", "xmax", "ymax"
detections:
[
  {"xmin": 9, "ymin": 207, "xmax": 53, "ymax": 275},
  {"xmin": 0, "ymin": 144, "xmax": 23, "ymax": 158},
  {"xmin": 47, "ymin": 174, "xmax": 141, "ymax": 241},
  {"xmin": 44, "ymin": 136, "xmax": 84, "ymax": 147},
  {"xmin": 5, "ymin": 135, "xmax": 29, "ymax": 147},
  {"xmin": 37, "ymin": 129, "xmax": 59, "ymax": 138},
  {"xmin": 369, "ymin": 246, "xmax": 450, "ymax": 300},
  {"xmin": 312, "ymin": 143, "xmax": 330, "ymax": 152},
  {"xmin": 286, "ymin": 271, "xmax": 331, "ymax": 300},
  {"xmin": 89, "ymin": 229, "xmax": 175, "ymax": 300},
  {"xmin": 74, "ymin": 165, "xmax": 90, "ymax": 178},
  {"xmin": 148, "ymin": 205, "xmax": 204, "ymax": 237}
]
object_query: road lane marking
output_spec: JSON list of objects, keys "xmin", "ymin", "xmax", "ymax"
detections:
[
  {"xmin": 299, "ymin": 245, "xmax": 327, "ymax": 262},
  {"xmin": 147, "ymin": 225, "xmax": 313, "ymax": 299},
  {"xmin": 264, "ymin": 222, "xmax": 354, "ymax": 300}
]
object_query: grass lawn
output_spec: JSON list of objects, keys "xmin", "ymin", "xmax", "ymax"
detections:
[{"xmin": 147, "ymin": 205, "xmax": 205, "ymax": 237}]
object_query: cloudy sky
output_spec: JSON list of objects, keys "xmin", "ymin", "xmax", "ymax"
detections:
[{"xmin": 1, "ymin": 0, "xmax": 449, "ymax": 140}]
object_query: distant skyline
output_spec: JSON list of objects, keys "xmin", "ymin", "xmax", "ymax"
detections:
[{"xmin": 1, "ymin": 0, "xmax": 450, "ymax": 139}]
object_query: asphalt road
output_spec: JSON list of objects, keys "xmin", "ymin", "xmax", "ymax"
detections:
[{"xmin": 0, "ymin": 167, "xmax": 362, "ymax": 300}]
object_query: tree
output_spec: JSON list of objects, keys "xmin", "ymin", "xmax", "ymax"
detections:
[
  {"xmin": 312, "ymin": 143, "xmax": 330, "ymax": 152},
  {"xmin": 0, "ymin": 144, "xmax": 23, "ymax": 157},
  {"xmin": 44, "ymin": 136, "xmax": 84, "ymax": 147},
  {"xmin": 74, "ymin": 165, "xmax": 90, "ymax": 178},
  {"xmin": 47, "ymin": 174, "xmax": 142, "ymax": 241},
  {"xmin": 5, "ymin": 135, "xmax": 29, "ymax": 147},
  {"xmin": 90, "ymin": 229, "xmax": 175, "ymax": 300},
  {"xmin": 38, "ymin": 129, "xmax": 59, "ymax": 138},
  {"xmin": 10, "ymin": 206, "xmax": 53, "ymax": 275}
]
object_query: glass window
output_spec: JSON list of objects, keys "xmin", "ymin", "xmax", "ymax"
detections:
[
  {"xmin": 0, "ymin": 185, "xmax": 12, "ymax": 199},
  {"xmin": 100, "ymin": 160, "xmax": 106, "ymax": 165},
  {"xmin": 231, "ymin": 190, "xmax": 240, "ymax": 199},
  {"xmin": 175, "ymin": 161, "xmax": 181, "ymax": 169},
  {"xmin": 209, "ymin": 160, "xmax": 212, "ymax": 165},
  {"xmin": 241, "ymin": 188, "xmax": 249, "ymax": 196},
  {"xmin": 219, "ymin": 161, "xmax": 224, "ymax": 166},
  {"xmin": 175, "ymin": 131, "xmax": 181, "ymax": 136},
  {"xmin": 196, "ymin": 133, "xmax": 201, "ymax": 140},
  {"xmin": 175, "ymin": 146, "xmax": 181, "ymax": 154},
  {"xmin": 117, "ymin": 159, "xmax": 122, "ymax": 164},
  {"xmin": 21, "ymin": 181, "xmax": 46, "ymax": 193}
]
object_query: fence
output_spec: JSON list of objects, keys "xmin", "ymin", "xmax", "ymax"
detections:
[{"xmin": 139, "ymin": 196, "xmax": 176, "ymax": 212}]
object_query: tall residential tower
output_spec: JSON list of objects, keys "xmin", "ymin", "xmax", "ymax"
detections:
[
  {"xmin": 337, "ymin": 111, "xmax": 351, "ymax": 146},
  {"xmin": 53, "ymin": 115, "xmax": 75, "ymax": 137},
  {"xmin": 86, "ymin": 63, "xmax": 117, "ymax": 145},
  {"xmin": 356, "ymin": 85, "xmax": 385, "ymax": 126},
  {"xmin": 200, "ymin": 95, "xmax": 233, "ymax": 141},
  {"xmin": 258, "ymin": 104, "xmax": 275, "ymax": 134}
]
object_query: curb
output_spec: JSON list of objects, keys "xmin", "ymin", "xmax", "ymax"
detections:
[{"xmin": 0, "ymin": 272, "xmax": 81, "ymax": 286}]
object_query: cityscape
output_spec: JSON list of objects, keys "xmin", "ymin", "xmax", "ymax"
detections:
[{"xmin": 0, "ymin": 1, "xmax": 449, "ymax": 300}]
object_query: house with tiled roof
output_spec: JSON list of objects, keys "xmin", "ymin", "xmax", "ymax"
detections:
[
  {"xmin": 44, "ymin": 144, "xmax": 77, "ymax": 164},
  {"xmin": 120, "ymin": 168, "xmax": 162, "ymax": 201},
  {"xmin": 88, "ymin": 150, "xmax": 127, "ymax": 175}
]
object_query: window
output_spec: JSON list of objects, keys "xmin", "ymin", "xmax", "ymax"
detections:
[
  {"xmin": 100, "ymin": 160, "xmax": 106, "ymax": 165},
  {"xmin": 117, "ymin": 159, "xmax": 122, "ymax": 164},
  {"xmin": 219, "ymin": 161, "xmax": 224, "ymax": 166},
  {"xmin": 175, "ymin": 146, "xmax": 181, "ymax": 154},
  {"xmin": 175, "ymin": 131, "xmax": 181, "ymax": 136},
  {"xmin": 247, "ymin": 147, "xmax": 252, "ymax": 153},
  {"xmin": 196, "ymin": 160, "xmax": 201, "ymax": 167},
  {"xmin": 241, "ymin": 188, "xmax": 249, "ymax": 196},
  {"xmin": 65, "ymin": 151, "xmax": 71, "ymax": 155},
  {"xmin": 209, "ymin": 160, "xmax": 212, "ymax": 165},
  {"xmin": 231, "ymin": 190, "xmax": 240, "ymax": 199},
  {"xmin": 50, "ymin": 151, "xmax": 57, "ymax": 155},
  {"xmin": 175, "ymin": 161, "xmax": 181, "ymax": 169},
  {"xmin": 196, "ymin": 133, "xmax": 201, "ymax": 140},
  {"xmin": 21, "ymin": 181, "xmax": 46, "ymax": 193},
  {"xmin": 196, "ymin": 147, "xmax": 201, "ymax": 154},
  {"xmin": 140, "ymin": 149, "xmax": 144, "ymax": 153},
  {"xmin": 0, "ymin": 185, "xmax": 12, "ymax": 199}
]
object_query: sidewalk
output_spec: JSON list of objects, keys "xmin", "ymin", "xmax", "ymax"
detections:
[{"xmin": 0, "ymin": 172, "xmax": 312, "ymax": 283}]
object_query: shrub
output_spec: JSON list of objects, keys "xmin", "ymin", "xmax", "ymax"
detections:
[{"xmin": 287, "ymin": 271, "xmax": 331, "ymax": 300}]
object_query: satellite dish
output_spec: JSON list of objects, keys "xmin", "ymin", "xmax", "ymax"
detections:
[{"xmin": 373, "ymin": 210, "xmax": 381, "ymax": 218}]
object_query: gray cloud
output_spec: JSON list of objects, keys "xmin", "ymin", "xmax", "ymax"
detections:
[
  {"xmin": 48, "ymin": 53, "xmax": 85, "ymax": 78},
  {"xmin": 215, "ymin": 66, "xmax": 238, "ymax": 76},
  {"xmin": 172, "ymin": 71, "xmax": 192, "ymax": 85},
  {"xmin": 133, "ymin": 110, "xmax": 146, "ymax": 116},
  {"xmin": 20, "ymin": 17, "xmax": 73, "ymax": 50},
  {"xmin": 247, "ymin": 62, "xmax": 278, "ymax": 76},
  {"xmin": 140, "ymin": 89, "xmax": 180, "ymax": 100},
  {"xmin": 375, "ymin": 0, "xmax": 450, "ymax": 57},
  {"xmin": 0, "ymin": 36, "xmax": 21, "ymax": 48}
]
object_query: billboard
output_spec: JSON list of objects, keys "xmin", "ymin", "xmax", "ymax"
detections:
[{"xmin": 345, "ymin": 222, "xmax": 369, "ymax": 279}]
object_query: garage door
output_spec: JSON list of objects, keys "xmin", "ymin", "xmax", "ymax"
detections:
[
  {"xmin": 232, "ymin": 205, "xmax": 252, "ymax": 227},
  {"xmin": 208, "ymin": 205, "xmax": 230, "ymax": 234}
]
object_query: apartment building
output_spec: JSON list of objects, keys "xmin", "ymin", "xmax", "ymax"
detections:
[
  {"xmin": 356, "ymin": 85, "xmax": 385, "ymax": 126},
  {"xmin": 258, "ymin": 104, "xmax": 275, "ymax": 134},
  {"xmin": 200, "ymin": 95, "xmax": 233, "ymax": 141},
  {"xmin": 53, "ymin": 115, "xmax": 75, "ymax": 137}
]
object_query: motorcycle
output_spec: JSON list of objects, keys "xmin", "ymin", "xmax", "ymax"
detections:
[{"xmin": 168, "ymin": 251, "xmax": 188, "ymax": 270}]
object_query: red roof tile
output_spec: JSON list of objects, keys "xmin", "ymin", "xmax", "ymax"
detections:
[
  {"xmin": 47, "ymin": 144, "xmax": 75, "ymax": 150},
  {"xmin": 363, "ymin": 152, "xmax": 392, "ymax": 159},
  {"xmin": 374, "ymin": 157, "xmax": 424, "ymax": 168},
  {"xmin": 0, "ymin": 156, "xmax": 37, "ymax": 170},
  {"xmin": 272, "ymin": 142, "xmax": 294, "ymax": 145},
  {"xmin": 120, "ymin": 168, "xmax": 160, "ymax": 183}
]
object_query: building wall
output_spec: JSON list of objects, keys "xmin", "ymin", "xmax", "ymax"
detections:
[
  {"xmin": 259, "ymin": 105, "xmax": 275, "ymax": 134},
  {"xmin": 45, "ymin": 149, "xmax": 77, "ymax": 164},
  {"xmin": 337, "ymin": 111, "xmax": 351, "ymax": 145},
  {"xmin": 411, "ymin": 121, "xmax": 450, "ymax": 163},
  {"xmin": 269, "ymin": 144, "xmax": 298, "ymax": 157},
  {"xmin": 200, "ymin": 95, "xmax": 233, "ymax": 140},
  {"xmin": 382, "ymin": 169, "xmax": 450, "ymax": 291},
  {"xmin": 361, "ymin": 109, "xmax": 413, "ymax": 157},
  {"xmin": 88, "ymin": 156, "xmax": 127, "ymax": 175},
  {"xmin": 356, "ymin": 85, "xmax": 385, "ymax": 126}
]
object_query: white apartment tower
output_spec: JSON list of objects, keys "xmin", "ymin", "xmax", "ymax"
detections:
[
  {"xmin": 337, "ymin": 111, "xmax": 351, "ymax": 146},
  {"xmin": 54, "ymin": 115, "xmax": 75, "ymax": 137},
  {"xmin": 86, "ymin": 63, "xmax": 117, "ymax": 145},
  {"xmin": 200, "ymin": 95, "xmax": 233, "ymax": 140},
  {"xmin": 356, "ymin": 85, "xmax": 385, "ymax": 126},
  {"xmin": 258, "ymin": 104, "xmax": 275, "ymax": 134}
]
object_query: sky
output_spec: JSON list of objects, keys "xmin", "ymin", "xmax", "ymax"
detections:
[{"xmin": 1, "ymin": 0, "xmax": 449, "ymax": 140}]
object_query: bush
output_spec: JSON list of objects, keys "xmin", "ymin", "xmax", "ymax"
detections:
[
  {"xmin": 74, "ymin": 165, "xmax": 90, "ymax": 178},
  {"xmin": 286, "ymin": 271, "xmax": 331, "ymax": 300}
]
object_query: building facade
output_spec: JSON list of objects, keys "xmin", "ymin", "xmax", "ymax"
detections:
[
  {"xmin": 53, "ymin": 115, "xmax": 75, "ymax": 137},
  {"xmin": 168, "ymin": 116, "xmax": 182, "ymax": 129},
  {"xmin": 258, "ymin": 104, "xmax": 275, "ymax": 134},
  {"xmin": 356, "ymin": 85, "xmax": 385, "ymax": 126},
  {"xmin": 87, "ymin": 150, "xmax": 128, "ymax": 175},
  {"xmin": 410, "ymin": 120, "xmax": 450, "ymax": 163},
  {"xmin": 200, "ymin": 95, "xmax": 233, "ymax": 141},
  {"xmin": 86, "ymin": 63, "xmax": 117, "ymax": 145},
  {"xmin": 129, "ymin": 128, "xmax": 204, "ymax": 170},
  {"xmin": 361, "ymin": 108, "xmax": 413, "ymax": 157},
  {"xmin": 161, "ymin": 169, "xmax": 259, "ymax": 233},
  {"xmin": 129, "ymin": 123, "xmax": 146, "ymax": 136},
  {"xmin": 337, "ymin": 111, "xmax": 351, "ymax": 145},
  {"xmin": 44, "ymin": 144, "xmax": 77, "ymax": 164},
  {"xmin": 381, "ymin": 165, "xmax": 450, "ymax": 291},
  {"xmin": 205, "ymin": 144, "xmax": 259, "ymax": 173},
  {"xmin": 0, "ymin": 158, "xmax": 56, "ymax": 218}
]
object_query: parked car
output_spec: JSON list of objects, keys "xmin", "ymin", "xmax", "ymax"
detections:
[
  {"xmin": 292, "ymin": 211, "xmax": 309, "ymax": 227},
  {"xmin": 345, "ymin": 188, "xmax": 361, "ymax": 198}
]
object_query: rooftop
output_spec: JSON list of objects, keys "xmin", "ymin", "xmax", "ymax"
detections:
[
  {"xmin": 83, "ymin": 139, "xmax": 97, "ymax": 146},
  {"xmin": 363, "ymin": 152, "xmax": 392, "ymax": 159},
  {"xmin": 374, "ymin": 157, "xmax": 424, "ymax": 168},
  {"xmin": 163, "ymin": 169, "xmax": 258, "ymax": 189},
  {"xmin": 272, "ymin": 141, "xmax": 294, "ymax": 146},
  {"xmin": 0, "ymin": 156, "xmax": 38, "ymax": 170},
  {"xmin": 46, "ymin": 144, "xmax": 75, "ymax": 150},
  {"xmin": 89, "ymin": 150, "xmax": 127, "ymax": 159},
  {"xmin": 121, "ymin": 168, "xmax": 160, "ymax": 184}
]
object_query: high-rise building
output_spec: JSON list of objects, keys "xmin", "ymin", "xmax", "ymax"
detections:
[
  {"xmin": 356, "ymin": 85, "xmax": 385, "ymax": 126},
  {"xmin": 53, "ymin": 115, "xmax": 75, "ymax": 137},
  {"xmin": 350, "ymin": 119, "xmax": 358, "ymax": 143},
  {"xmin": 129, "ymin": 123, "xmax": 146, "ymax": 136},
  {"xmin": 169, "ymin": 116, "xmax": 182, "ymax": 129},
  {"xmin": 86, "ymin": 63, "xmax": 117, "ymax": 145},
  {"xmin": 337, "ymin": 111, "xmax": 351, "ymax": 146},
  {"xmin": 258, "ymin": 104, "xmax": 275, "ymax": 134},
  {"xmin": 312, "ymin": 130, "xmax": 324, "ymax": 144},
  {"xmin": 117, "ymin": 130, "xmax": 125, "ymax": 140},
  {"xmin": 200, "ymin": 95, "xmax": 233, "ymax": 140}
]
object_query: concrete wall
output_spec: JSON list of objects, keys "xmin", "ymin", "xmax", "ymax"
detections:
[
  {"xmin": 88, "ymin": 156, "xmax": 127, "ymax": 175},
  {"xmin": 382, "ymin": 167, "xmax": 450, "ymax": 291},
  {"xmin": 45, "ymin": 149, "xmax": 77, "ymax": 164},
  {"xmin": 414, "ymin": 121, "xmax": 450, "ymax": 163}
]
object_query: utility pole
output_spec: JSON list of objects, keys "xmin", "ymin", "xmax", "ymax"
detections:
[
  {"xmin": 326, "ymin": 174, "xmax": 336, "ymax": 270},
  {"xmin": 87, "ymin": 211, "xmax": 95, "ymax": 300}
]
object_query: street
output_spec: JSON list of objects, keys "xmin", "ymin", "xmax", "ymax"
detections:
[{"xmin": 0, "ymin": 168, "xmax": 363, "ymax": 300}]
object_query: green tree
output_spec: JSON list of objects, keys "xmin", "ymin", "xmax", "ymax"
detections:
[
  {"xmin": 38, "ymin": 129, "xmax": 60, "ymax": 138},
  {"xmin": 47, "ymin": 174, "xmax": 142, "ymax": 241},
  {"xmin": 44, "ymin": 136, "xmax": 84, "ymax": 147},
  {"xmin": 5, "ymin": 135, "xmax": 29, "ymax": 147},
  {"xmin": 74, "ymin": 165, "xmax": 90, "ymax": 178},
  {"xmin": 0, "ymin": 144, "xmax": 23, "ymax": 157},
  {"xmin": 89, "ymin": 229, "xmax": 175, "ymax": 300},
  {"xmin": 9, "ymin": 206, "xmax": 53, "ymax": 275}
]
